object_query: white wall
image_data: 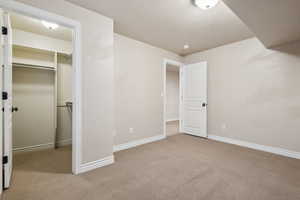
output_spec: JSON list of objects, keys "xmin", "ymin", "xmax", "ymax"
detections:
[
  {"xmin": 56, "ymin": 54, "xmax": 72, "ymax": 146},
  {"xmin": 185, "ymin": 37, "xmax": 300, "ymax": 152},
  {"xmin": 12, "ymin": 46, "xmax": 56, "ymax": 152},
  {"xmin": 13, "ymin": 45, "xmax": 55, "ymax": 67},
  {"xmin": 13, "ymin": 66, "xmax": 55, "ymax": 151},
  {"xmin": 114, "ymin": 33, "xmax": 183, "ymax": 145},
  {"xmin": 16, "ymin": 0, "xmax": 115, "ymax": 164},
  {"xmin": 166, "ymin": 69, "xmax": 179, "ymax": 121},
  {"xmin": 13, "ymin": 29, "xmax": 72, "ymax": 54}
]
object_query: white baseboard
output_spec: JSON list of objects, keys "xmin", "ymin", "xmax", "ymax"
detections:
[
  {"xmin": 114, "ymin": 134, "xmax": 166, "ymax": 152},
  {"xmin": 13, "ymin": 143, "xmax": 54, "ymax": 153},
  {"xmin": 166, "ymin": 118, "xmax": 179, "ymax": 122},
  {"xmin": 56, "ymin": 139, "xmax": 72, "ymax": 147},
  {"xmin": 13, "ymin": 139, "xmax": 72, "ymax": 153},
  {"xmin": 78, "ymin": 155, "xmax": 114, "ymax": 174},
  {"xmin": 208, "ymin": 134, "xmax": 300, "ymax": 159}
]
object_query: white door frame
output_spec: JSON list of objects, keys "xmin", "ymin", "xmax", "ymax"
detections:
[
  {"xmin": 0, "ymin": 0, "xmax": 82, "ymax": 177},
  {"xmin": 163, "ymin": 59, "xmax": 184, "ymax": 138},
  {"xmin": 0, "ymin": 8, "xmax": 4, "ymax": 192}
]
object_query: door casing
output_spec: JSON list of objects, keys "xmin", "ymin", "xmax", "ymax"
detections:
[
  {"xmin": 2, "ymin": 10, "xmax": 13, "ymax": 188},
  {"xmin": 0, "ymin": 0, "xmax": 83, "ymax": 193}
]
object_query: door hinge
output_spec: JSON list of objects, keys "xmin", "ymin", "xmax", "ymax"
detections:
[
  {"xmin": 2, "ymin": 26, "xmax": 7, "ymax": 35},
  {"xmin": 2, "ymin": 92, "xmax": 8, "ymax": 100},
  {"xmin": 3, "ymin": 156, "xmax": 8, "ymax": 164}
]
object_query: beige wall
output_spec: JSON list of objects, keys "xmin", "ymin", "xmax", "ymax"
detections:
[
  {"xmin": 16, "ymin": 0, "xmax": 115, "ymax": 163},
  {"xmin": 166, "ymin": 69, "xmax": 179, "ymax": 121},
  {"xmin": 185, "ymin": 38, "xmax": 300, "ymax": 152},
  {"xmin": 114, "ymin": 33, "xmax": 182, "ymax": 145}
]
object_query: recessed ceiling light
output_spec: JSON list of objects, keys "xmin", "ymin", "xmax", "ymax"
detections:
[
  {"xmin": 183, "ymin": 44, "xmax": 189, "ymax": 49},
  {"xmin": 41, "ymin": 20, "xmax": 59, "ymax": 30},
  {"xmin": 194, "ymin": 0, "xmax": 220, "ymax": 10}
]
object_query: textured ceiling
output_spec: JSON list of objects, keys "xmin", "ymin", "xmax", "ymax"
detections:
[
  {"xmin": 66, "ymin": 0, "xmax": 253, "ymax": 55},
  {"xmin": 223, "ymin": 0, "xmax": 300, "ymax": 48}
]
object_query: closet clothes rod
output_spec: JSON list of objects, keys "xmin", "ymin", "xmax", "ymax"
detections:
[
  {"xmin": 13, "ymin": 62, "xmax": 56, "ymax": 71},
  {"xmin": 57, "ymin": 102, "xmax": 73, "ymax": 108}
]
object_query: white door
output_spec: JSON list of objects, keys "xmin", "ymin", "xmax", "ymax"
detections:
[
  {"xmin": 0, "ymin": 9, "xmax": 4, "ymax": 191},
  {"xmin": 181, "ymin": 62, "xmax": 207, "ymax": 137},
  {"xmin": 1, "ymin": 11, "xmax": 13, "ymax": 188}
]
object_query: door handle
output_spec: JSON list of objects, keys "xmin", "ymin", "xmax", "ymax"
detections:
[
  {"xmin": 12, "ymin": 107, "xmax": 19, "ymax": 112},
  {"xmin": 202, "ymin": 103, "xmax": 207, "ymax": 107}
]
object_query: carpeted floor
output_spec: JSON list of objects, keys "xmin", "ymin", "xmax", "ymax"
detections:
[
  {"xmin": 3, "ymin": 134, "xmax": 300, "ymax": 200},
  {"xmin": 166, "ymin": 120, "xmax": 180, "ymax": 137}
]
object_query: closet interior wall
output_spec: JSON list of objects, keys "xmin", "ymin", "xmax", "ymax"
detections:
[
  {"xmin": 12, "ymin": 29, "xmax": 72, "ymax": 152},
  {"xmin": 56, "ymin": 54, "xmax": 72, "ymax": 147},
  {"xmin": 166, "ymin": 67, "xmax": 180, "ymax": 122}
]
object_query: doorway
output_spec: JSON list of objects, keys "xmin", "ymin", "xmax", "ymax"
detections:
[
  {"xmin": 165, "ymin": 63, "xmax": 180, "ymax": 136},
  {"xmin": 163, "ymin": 59, "xmax": 183, "ymax": 137},
  {"xmin": 0, "ymin": 3, "xmax": 82, "ymax": 191},
  {"xmin": 163, "ymin": 59, "xmax": 208, "ymax": 138}
]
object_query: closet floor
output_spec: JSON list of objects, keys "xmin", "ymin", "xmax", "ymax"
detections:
[
  {"xmin": 13, "ymin": 146, "xmax": 72, "ymax": 174},
  {"xmin": 166, "ymin": 120, "xmax": 180, "ymax": 137},
  {"xmin": 3, "ymin": 146, "xmax": 72, "ymax": 200}
]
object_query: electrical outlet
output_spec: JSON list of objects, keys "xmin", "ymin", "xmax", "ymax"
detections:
[{"xmin": 129, "ymin": 128, "xmax": 134, "ymax": 134}]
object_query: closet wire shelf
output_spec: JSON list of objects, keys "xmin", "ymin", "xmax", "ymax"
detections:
[{"xmin": 13, "ymin": 62, "xmax": 56, "ymax": 71}]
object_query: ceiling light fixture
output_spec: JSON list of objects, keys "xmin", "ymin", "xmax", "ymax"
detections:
[
  {"xmin": 41, "ymin": 20, "xmax": 59, "ymax": 30},
  {"xmin": 194, "ymin": 0, "xmax": 219, "ymax": 10}
]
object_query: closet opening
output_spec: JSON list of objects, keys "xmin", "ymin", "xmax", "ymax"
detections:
[
  {"xmin": 2, "ymin": 11, "xmax": 75, "ymax": 189},
  {"xmin": 163, "ymin": 59, "xmax": 183, "ymax": 138},
  {"xmin": 165, "ymin": 64, "xmax": 180, "ymax": 136}
]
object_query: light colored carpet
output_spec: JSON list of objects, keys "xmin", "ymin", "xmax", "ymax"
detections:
[
  {"xmin": 166, "ymin": 120, "xmax": 180, "ymax": 136},
  {"xmin": 3, "ymin": 135, "xmax": 300, "ymax": 200}
]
